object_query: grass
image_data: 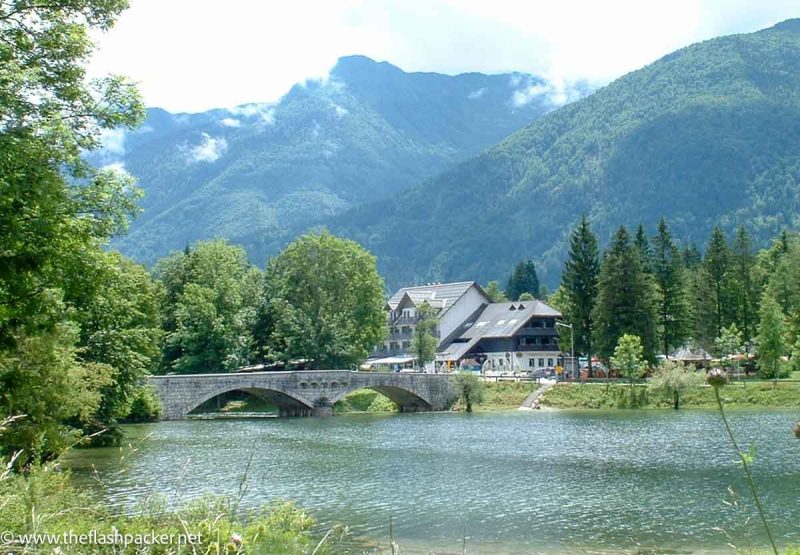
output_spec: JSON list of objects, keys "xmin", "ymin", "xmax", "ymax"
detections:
[
  {"xmin": 540, "ymin": 381, "xmax": 800, "ymax": 409},
  {"xmin": 474, "ymin": 381, "xmax": 538, "ymax": 411},
  {"xmin": 333, "ymin": 389, "xmax": 398, "ymax": 414}
]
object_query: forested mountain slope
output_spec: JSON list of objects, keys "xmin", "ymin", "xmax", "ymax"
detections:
[
  {"xmin": 329, "ymin": 20, "xmax": 800, "ymax": 289},
  {"xmin": 102, "ymin": 56, "xmax": 569, "ymax": 264}
]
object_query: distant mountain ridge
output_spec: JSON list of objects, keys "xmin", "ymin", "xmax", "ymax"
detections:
[
  {"xmin": 101, "ymin": 56, "xmax": 578, "ymax": 265},
  {"xmin": 327, "ymin": 19, "xmax": 800, "ymax": 289}
]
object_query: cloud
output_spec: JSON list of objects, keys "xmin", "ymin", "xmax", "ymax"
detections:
[
  {"xmin": 88, "ymin": 0, "xmax": 800, "ymax": 112},
  {"xmin": 220, "ymin": 117, "xmax": 242, "ymax": 127},
  {"xmin": 330, "ymin": 102, "xmax": 349, "ymax": 117},
  {"xmin": 101, "ymin": 161, "xmax": 130, "ymax": 175},
  {"xmin": 98, "ymin": 128, "xmax": 126, "ymax": 156},
  {"xmin": 511, "ymin": 75, "xmax": 587, "ymax": 108},
  {"xmin": 228, "ymin": 103, "xmax": 276, "ymax": 125},
  {"xmin": 467, "ymin": 87, "xmax": 487, "ymax": 99},
  {"xmin": 186, "ymin": 133, "xmax": 227, "ymax": 163}
]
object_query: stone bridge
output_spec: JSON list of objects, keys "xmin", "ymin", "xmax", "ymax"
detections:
[{"xmin": 148, "ymin": 371, "xmax": 457, "ymax": 420}]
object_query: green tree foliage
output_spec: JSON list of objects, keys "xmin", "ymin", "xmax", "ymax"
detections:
[
  {"xmin": 66, "ymin": 251, "xmax": 162, "ymax": 442},
  {"xmin": 634, "ymin": 224, "xmax": 654, "ymax": 273},
  {"xmin": 0, "ymin": 0, "xmax": 144, "ymax": 463},
  {"xmin": 731, "ymin": 226, "xmax": 759, "ymax": 342},
  {"xmin": 450, "ymin": 371, "xmax": 485, "ymax": 413},
  {"xmin": 593, "ymin": 227, "xmax": 657, "ymax": 363},
  {"xmin": 260, "ymin": 231, "xmax": 386, "ymax": 369},
  {"xmin": 756, "ymin": 292, "xmax": 787, "ymax": 379},
  {"xmin": 610, "ymin": 334, "xmax": 646, "ymax": 387},
  {"xmin": 411, "ymin": 302, "xmax": 437, "ymax": 369},
  {"xmin": 682, "ymin": 243, "xmax": 703, "ymax": 269},
  {"xmin": 0, "ymin": 315, "xmax": 112, "ymax": 466},
  {"xmin": 505, "ymin": 260, "xmax": 540, "ymax": 301},
  {"xmin": 699, "ymin": 226, "xmax": 734, "ymax": 342},
  {"xmin": 649, "ymin": 361, "xmax": 703, "ymax": 409},
  {"xmin": 483, "ymin": 281, "xmax": 507, "ymax": 302},
  {"xmin": 767, "ymin": 232, "xmax": 800, "ymax": 336},
  {"xmin": 154, "ymin": 240, "xmax": 261, "ymax": 374},
  {"xmin": 561, "ymin": 216, "xmax": 600, "ymax": 376},
  {"xmin": 652, "ymin": 218, "xmax": 692, "ymax": 356},
  {"xmin": 716, "ymin": 323, "xmax": 744, "ymax": 376}
]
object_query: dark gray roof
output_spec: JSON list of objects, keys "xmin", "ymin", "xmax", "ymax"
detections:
[
  {"xmin": 437, "ymin": 300, "xmax": 562, "ymax": 360},
  {"xmin": 387, "ymin": 281, "xmax": 479, "ymax": 312}
]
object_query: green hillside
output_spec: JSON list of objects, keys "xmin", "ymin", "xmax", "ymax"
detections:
[
  {"xmin": 329, "ymin": 20, "xmax": 800, "ymax": 289},
  {"xmin": 104, "ymin": 56, "xmax": 567, "ymax": 265}
]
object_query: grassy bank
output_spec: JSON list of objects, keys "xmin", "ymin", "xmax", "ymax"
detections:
[
  {"xmin": 333, "ymin": 389, "xmax": 398, "ymax": 414},
  {"xmin": 540, "ymin": 381, "xmax": 800, "ymax": 409}
]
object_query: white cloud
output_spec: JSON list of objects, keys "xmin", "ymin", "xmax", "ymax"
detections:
[
  {"xmin": 331, "ymin": 102, "xmax": 349, "ymax": 118},
  {"xmin": 228, "ymin": 103, "xmax": 276, "ymax": 125},
  {"xmin": 101, "ymin": 161, "xmax": 130, "ymax": 175},
  {"xmin": 467, "ymin": 87, "xmax": 487, "ymax": 99},
  {"xmin": 186, "ymin": 133, "xmax": 227, "ymax": 163},
  {"xmin": 98, "ymin": 128, "xmax": 126, "ymax": 156},
  {"xmin": 88, "ymin": 0, "xmax": 800, "ymax": 112},
  {"xmin": 220, "ymin": 117, "xmax": 242, "ymax": 127},
  {"xmin": 511, "ymin": 76, "xmax": 586, "ymax": 108}
]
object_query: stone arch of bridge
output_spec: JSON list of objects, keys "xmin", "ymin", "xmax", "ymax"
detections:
[
  {"xmin": 330, "ymin": 384, "xmax": 433, "ymax": 412},
  {"xmin": 186, "ymin": 385, "xmax": 315, "ymax": 417}
]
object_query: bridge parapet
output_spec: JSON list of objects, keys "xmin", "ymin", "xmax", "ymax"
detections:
[{"xmin": 148, "ymin": 371, "xmax": 456, "ymax": 420}]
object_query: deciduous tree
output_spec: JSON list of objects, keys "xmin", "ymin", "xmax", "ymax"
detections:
[{"xmin": 261, "ymin": 231, "xmax": 386, "ymax": 369}]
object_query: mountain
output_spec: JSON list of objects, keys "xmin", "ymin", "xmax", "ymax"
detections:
[
  {"xmin": 101, "ymin": 56, "xmax": 579, "ymax": 265},
  {"xmin": 328, "ymin": 20, "xmax": 800, "ymax": 290}
]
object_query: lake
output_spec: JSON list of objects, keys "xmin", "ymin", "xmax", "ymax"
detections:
[{"xmin": 65, "ymin": 409, "xmax": 800, "ymax": 554}]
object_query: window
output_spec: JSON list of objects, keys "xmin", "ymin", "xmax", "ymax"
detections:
[
  {"xmin": 402, "ymin": 341, "xmax": 410, "ymax": 349},
  {"xmin": 498, "ymin": 358, "xmax": 504, "ymax": 366},
  {"xmin": 529, "ymin": 358, "xmax": 536, "ymax": 367},
  {"xmin": 548, "ymin": 358, "xmax": 554, "ymax": 366},
  {"xmin": 538, "ymin": 358, "xmax": 544, "ymax": 367}
]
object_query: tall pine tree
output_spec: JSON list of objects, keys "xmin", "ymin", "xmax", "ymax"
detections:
[
  {"xmin": 561, "ymin": 216, "xmax": 600, "ymax": 376},
  {"xmin": 505, "ymin": 260, "xmax": 540, "ymax": 301},
  {"xmin": 634, "ymin": 224, "xmax": 654, "ymax": 273},
  {"xmin": 593, "ymin": 226, "xmax": 658, "ymax": 363},
  {"xmin": 652, "ymin": 218, "xmax": 692, "ymax": 356},
  {"xmin": 700, "ymin": 225, "xmax": 733, "ymax": 342},
  {"xmin": 731, "ymin": 225, "xmax": 758, "ymax": 343}
]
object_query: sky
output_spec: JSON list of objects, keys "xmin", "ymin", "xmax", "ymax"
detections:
[{"xmin": 88, "ymin": 0, "xmax": 800, "ymax": 113}]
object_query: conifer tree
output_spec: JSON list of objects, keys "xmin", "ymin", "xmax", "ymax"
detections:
[
  {"xmin": 634, "ymin": 224, "xmax": 654, "ymax": 273},
  {"xmin": 653, "ymin": 219, "xmax": 692, "ymax": 356},
  {"xmin": 593, "ymin": 226, "xmax": 658, "ymax": 363},
  {"xmin": 731, "ymin": 226, "xmax": 758, "ymax": 342},
  {"xmin": 562, "ymin": 216, "xmax": 600, "ymax": 376},
  {"xmin": 702, "ymin": 225, "xmax": 733, "ymax": 341},
  {"xmin": 505, "ymin": 260, "xmax": 540, "ymax": 301}
]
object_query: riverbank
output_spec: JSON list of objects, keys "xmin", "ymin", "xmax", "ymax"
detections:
[{"xmin": 540, "ymin": 381, "xmax": 800, "ymax": 409}]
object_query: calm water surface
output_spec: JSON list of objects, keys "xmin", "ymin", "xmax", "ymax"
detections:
[{"xmin": 65, "ymin": 410, "xmax": 800, "ymax": 554}]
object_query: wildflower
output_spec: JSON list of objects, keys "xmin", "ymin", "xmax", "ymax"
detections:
[
  {"xmin": 706, "ymin": 368, "xmax": 728, "ymax": 388},
  {"xmin": 230, "ymin": 533, "xmax": 243, "ymax": 546}
]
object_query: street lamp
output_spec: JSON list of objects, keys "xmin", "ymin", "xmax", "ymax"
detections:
[{"xmin": 555, "ymin": 321, "xmax": 574, "ymax": 380}]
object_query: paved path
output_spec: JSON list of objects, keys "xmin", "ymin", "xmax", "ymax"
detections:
[{"xmin": 519, "ymin": 380, "xmax": 555, "ymax": 409}]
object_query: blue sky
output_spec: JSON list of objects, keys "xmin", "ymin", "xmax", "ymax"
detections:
[{"xmin": 89, "ymin": 0, "xmax": 800, "ymax": 112}]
